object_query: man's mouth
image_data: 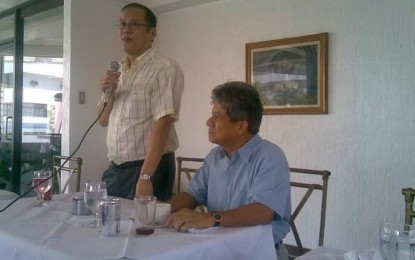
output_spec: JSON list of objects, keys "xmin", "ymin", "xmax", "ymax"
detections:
[{"xmin": 122, "ymin": 36, "xmax": 133, "ymax": 42}]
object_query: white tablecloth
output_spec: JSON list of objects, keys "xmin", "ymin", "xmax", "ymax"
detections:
[
  {"xmin": 296, "ymin": 246, "xmax": 347, "ymax": 260},
  {"xmin": 0, "ymin": 193, "xmax": 277, "ymax": 260},
  {"xmin": 0, "ymin": 189, "xmax": 19, "ymax": 200},
  {"xmin": 296, "ymin": 246, "xmax": 383, "ymax": 260}
]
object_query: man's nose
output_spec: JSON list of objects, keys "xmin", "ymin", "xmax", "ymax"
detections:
[{"xmin": 206, "ymin": 117, "xmax": 212, "ymax": 126}]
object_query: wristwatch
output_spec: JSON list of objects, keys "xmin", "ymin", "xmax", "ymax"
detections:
[
  {"xmin": 139, "ymin": 173, "xmax": 152, "ymax": 181},
  {"xmin": 212, "ymin": 212, "xmax": 222, "ymax": 227}
]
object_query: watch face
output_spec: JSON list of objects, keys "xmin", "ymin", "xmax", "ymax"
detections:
[
  {"xmin": 140, "ymin": 174, "xmax": 151, "ymax": 180},
  {"xmin": 213, "ymin": 213, "xmax": 221, "ymax": 221},
  {"xmin": 213, "ymin": 213, "xmax": 221, "ymax": 227}
]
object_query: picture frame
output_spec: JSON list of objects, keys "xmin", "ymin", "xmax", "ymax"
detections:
[{"xmin": 246, "ymin": 33, "xmax": 328, "ymax": 115}]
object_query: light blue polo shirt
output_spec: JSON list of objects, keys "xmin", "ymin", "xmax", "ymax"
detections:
[{"xmin": 187, "ymin": 134, "xmax": 291, "ymax": 243}]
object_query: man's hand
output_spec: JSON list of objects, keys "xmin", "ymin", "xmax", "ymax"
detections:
[
  {"xmin": 166, "ymin": 208, "xmax": 215, "ymax": 232},
  {"xmin": 100, "ymin": 70, "xmax": 120, "ymax": 93},
  {"xmin": 135, "ymin": 180, "xmax": 153, "ymax": 197}
]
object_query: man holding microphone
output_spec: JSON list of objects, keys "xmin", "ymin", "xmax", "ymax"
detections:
[{"xmin": 97, "ymin": 3, "xmax": 184, "ymax": 201}]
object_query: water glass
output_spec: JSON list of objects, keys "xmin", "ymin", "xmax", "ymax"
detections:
[
  {"xmin": 84, "ymin": 181, "xmax": 107, "ymax": 228},
  {"xmin": 380, "ymin": 223, "xmax": 415, "ymax": 260}
]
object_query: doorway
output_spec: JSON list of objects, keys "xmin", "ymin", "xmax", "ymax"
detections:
[{"xmin": 0, "ymin": 0, "xmax": 63, "ymax": 195}]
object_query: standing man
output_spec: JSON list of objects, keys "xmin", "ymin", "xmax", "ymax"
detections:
[
  {"xmin": 97, "ymin": 3, "xmax": 184, "ymax": 201},
  {"xmin": 166, "ymin": 81, "xmax": 291, "ymax": 260}
]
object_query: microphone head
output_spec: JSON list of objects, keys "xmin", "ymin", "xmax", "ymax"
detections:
[{"xmin": 109, "ymin": 61, "xmax": 120, "ymax": 72}]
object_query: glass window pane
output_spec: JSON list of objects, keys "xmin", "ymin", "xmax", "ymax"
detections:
[
  {"xmin": 0, "ymin": 15, "xmax": 14, "ymax": 42},
  {"xmin": 20, "ymin": 5, "xmax": 63, "ymax": 195}
]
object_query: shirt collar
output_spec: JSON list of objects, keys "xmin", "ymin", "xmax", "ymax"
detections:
[
  {"xmin": 219, "ymin": 134, "xmax": 261, "ymax": 164},
  {"xmin": 120, "ymin": 47, "xmax": 154, "ymax": 68}
]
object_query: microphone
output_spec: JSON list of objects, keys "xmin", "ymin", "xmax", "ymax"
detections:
[{"xmin": 104, "ymin": 61, "xmax": 120, "ymax": 104}]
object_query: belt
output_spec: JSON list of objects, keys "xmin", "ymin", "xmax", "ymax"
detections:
[
  {"xmin": 275, "ymin": 240, "xmax": 283, "ymax": 250},
  {"xmin": 111, "ymin": 160, "xmax": 143, "ymax": 169}
]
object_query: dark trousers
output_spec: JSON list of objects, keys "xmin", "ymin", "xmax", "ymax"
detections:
[{"xmin": 102, "ymin": 152, "xmax": 175, "ymax": 201}]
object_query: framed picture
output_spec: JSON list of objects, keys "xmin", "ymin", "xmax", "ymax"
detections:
[{"xmin": 246, "ymin": 33, "xmax": 328, "ymax": 115}]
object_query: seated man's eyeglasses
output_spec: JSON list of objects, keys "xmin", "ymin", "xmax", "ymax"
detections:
[{"xmin": 116, "ymin": 21, "xmax": 149, "ymax": 30}]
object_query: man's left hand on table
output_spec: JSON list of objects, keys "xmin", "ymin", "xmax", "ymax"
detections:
[{"xmin": 166, "ymin": 208, "xmax": 215, "ymax": 232}]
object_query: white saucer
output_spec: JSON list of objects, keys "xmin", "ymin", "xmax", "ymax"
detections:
[{"xmin": 154, "ymin": 222, "xmax": 169, "ymax": 228}]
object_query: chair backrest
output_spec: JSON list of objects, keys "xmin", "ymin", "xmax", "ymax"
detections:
[
  {"xmin": 286, "ymin": 168, "xmax": 331, "ymax": 259},
  {"xmin": 176, "ymin": 157, "xmax": 204, "ymax": 194},
  {"xmin": 402, "ymin": 188, "xmax": 415, "ymax": 225},
  {"xmin": 52, "ymin": 155, "xmax": 82, "ymax": 194},
  {"xmin": 176, "ymin": 156, "xmax": 205, "ymax": 212}
]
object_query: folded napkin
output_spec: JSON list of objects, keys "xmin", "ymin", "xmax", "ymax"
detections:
[
  {"xmin": 187, "ymin": 227, "xmax": 220, "ymax": 234},
  {"xmin": 344, "ymin": 248, "xmax": 383, "ymax": 260}
]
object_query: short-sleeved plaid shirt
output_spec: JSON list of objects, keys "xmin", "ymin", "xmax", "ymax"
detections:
[{"xmin": 106, "ymin": 48, "xmax": 184, "ymax": 164}]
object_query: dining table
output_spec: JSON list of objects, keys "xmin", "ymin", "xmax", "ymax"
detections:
[
  {"xmin": 0, "ymin": 189, "xmax": 19, "ymax": 200},
  {"xmin": 295, "ymin": 246, "xmax": 347, "ymax": 260},
  {"xmin": 0, "ymin": 192, "xmax": 277, "ymax": 260},
  {"xmin": 295, "ymin": 246, "xmax": 384, "ymax": 260}
]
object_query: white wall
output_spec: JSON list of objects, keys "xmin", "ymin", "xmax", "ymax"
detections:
[
  {"xmin": 63, "ymin": 0, "xmax": 125, "ymax": 185},
  {"xmin": 66, "ymin": 0, "xmax": 415, "ymax": 251},
  {"xmin": 154, "ymin": 0, "xmax": 415, "ymax": 251}
]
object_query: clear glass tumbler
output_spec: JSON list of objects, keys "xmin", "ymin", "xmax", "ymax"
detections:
[
  {"xmin": 84, "ymin": 181, "xmax": 107, "ymax": 228},
  {"xmin": 379, "ymin": 223, "xmax": 415, "ymax": 260},
  {"xmin": 134, "ymin": 196, "xmax": 157, "ymax": 236}
]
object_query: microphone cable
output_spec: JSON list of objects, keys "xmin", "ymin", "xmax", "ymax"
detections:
[{"xmin": 0, "ymin": 102, "xmax": 109, "ymax": 213}]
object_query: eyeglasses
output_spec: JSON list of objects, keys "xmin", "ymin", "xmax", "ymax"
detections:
[{"xmin": 116, "ymin": 21, "xmax": 149, "ymax": 30}]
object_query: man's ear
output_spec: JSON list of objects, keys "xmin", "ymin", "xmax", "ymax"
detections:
[
  {"xmin": 236, "ymin": 121, "xmax": 249, "ymax": 134},
  {"xmin": 151, "ymin": 27, "xmax": 157, "ymax": 39}
]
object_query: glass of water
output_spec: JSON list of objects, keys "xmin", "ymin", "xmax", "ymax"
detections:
[
  {"xmin": 380, "ymin": 223, "xmax": 415, "ymax": 260},
  {"xmin": 84, "ymin": 181, "xmax": 107, "ymax": 228}
]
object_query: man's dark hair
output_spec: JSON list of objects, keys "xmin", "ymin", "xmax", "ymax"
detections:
[
  {"xmin": 211, "ymin": 81, "xmax": 263, "ymax": 135},
  {"xmin": 122, "ymin": 3, "xmax": 157, "ymax": 28}
]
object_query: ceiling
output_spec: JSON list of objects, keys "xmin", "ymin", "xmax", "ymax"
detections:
[
  {"xmin": 0, "ymin": 0, "xmax": 29, "ymax": 13},
  {"xmin": 134, "ymin": 0, "xmax": 222, "ymax": 14},
  {"xmin": 0, "ymin": 0, "xmax": 221, "ymax": 50},
  {"xmin": 0, "ymin": 0, "xmax": 223, "ymax": 14}
]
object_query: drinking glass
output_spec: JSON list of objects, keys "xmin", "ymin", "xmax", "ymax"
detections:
[
  {"xmin": 84, "ymin": 181, "xmax": 107, "ymax": 228},
  {"xmin": 134, "ymin": 196, "xmax": 157, "ymax": 236},
  {"xmin": 379, "ymin": 223, "xmax": 415, "ymax": 260},
  {"xmin": 32, "ymin": 170, "xmax": 52, "ymax": 207}
]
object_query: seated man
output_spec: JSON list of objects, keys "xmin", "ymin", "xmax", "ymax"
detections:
[{"xmin": 167, "ymin": 81, "xmax": 291, "ymax": 260}]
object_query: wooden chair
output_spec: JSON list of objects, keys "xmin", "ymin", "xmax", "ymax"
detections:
[
  {"xmin": 286, "ymin": 168, "xmax": 331, "ymax": 259},
  {"xmin": 176, "ymin": 156, "xmax": 205, "ymax": 212},
  {"xmin": 402, "ymin": 188, "xmax": 415, "ymax": 225},
  {"xmin": 52, "ymin": 155, "xmax": 82, "ymax": 194}
]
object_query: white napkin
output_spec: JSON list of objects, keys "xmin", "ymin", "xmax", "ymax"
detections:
[
  {"xmin": 187, "ymin": 227, "xmax": 220, "ymax": 234},
  {"xmin": 344, "ymin": 248, "xmax": 383, "ymax": 260}
]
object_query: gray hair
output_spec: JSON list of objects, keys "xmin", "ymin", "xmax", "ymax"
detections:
[{"xmin": 211, "ymin": 81, "xmax": 263, "ymax": 135}]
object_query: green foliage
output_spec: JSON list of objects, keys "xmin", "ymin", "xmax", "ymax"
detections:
[{"xmin": 253, "ymin": 81, "xmax": 309, "ymax": 107}]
